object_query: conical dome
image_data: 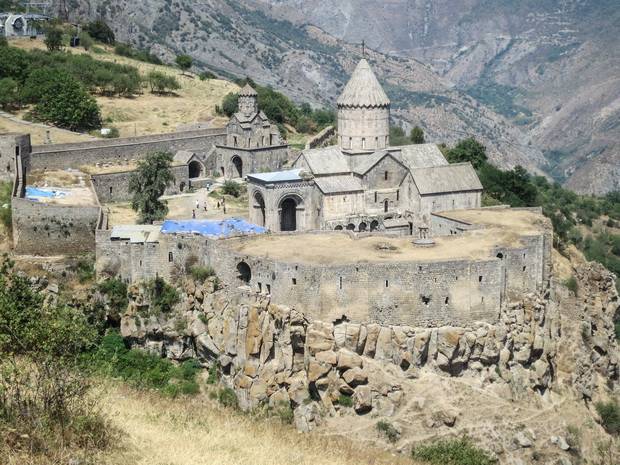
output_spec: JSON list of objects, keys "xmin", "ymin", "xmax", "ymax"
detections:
[
  {"xmin": 337, "ymin": 59, "xmax": 390, "ymax": 108},
  {"xmin": 238, "ymin": 83, "xmax": 258, "ymax": 97}
]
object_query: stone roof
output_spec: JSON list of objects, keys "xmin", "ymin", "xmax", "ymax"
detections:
[
  {"xmin": 173, "ymin": 150, "xmax": 196, "ymax": 164},
  {"xmin": 238, "ymin": 83, "xmax": 258, "ymax": 97},
  {"xmin": 394, "ymin": 144, "xmax": 449, "ymax": 168},
  {"xmin": 411, "ymin": 163, "xmax": 483, "ymax": 195},
  {"xmin": 337, "ymin": 59, "xmax": 390, "ymax": 108},
  {"xmin": 314, "ymin": 176, "xmax": 364, "ymax": 194},
  {"xmin": 353, "ymin": 150, "xmax": 393, "ymax": 175},
  {"xmin": 299, "ymin": 147, "xmax": 351, "ymax": 175}
]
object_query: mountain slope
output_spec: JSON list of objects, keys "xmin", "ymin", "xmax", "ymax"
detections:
[
  {"xmin": 59, "ymin": 0, "xmax": 556, "ymax": 174},
  {"xmin": 253, "ymin": 0, "xmax": 620, "ymax": 194}
]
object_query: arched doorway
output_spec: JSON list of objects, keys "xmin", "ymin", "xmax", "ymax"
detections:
[
  {"xmin": 237, "ymin": 262, "xmax": 251, "ymax": 283},
  {"xmin": 179, "ymin": 182, "xmax": 185, "ymax": 192},
  {"xmin": 232, "ymin": 156, "xmax": 243, "ymax": 178},
  {"xmin": 280, "ymin": 198, "xmax": 297, "ymax": 231},
  {"xmin": 359, "ymin": 222, "xmax": 367, "ymax": 232},
  {"xmin": 334, "ymin": 225, "xmax": 343, "ymax": 231},
  {"xmin": 254, "ymin": 192, "xmax": 266, "ymax": 227},
  {"xmin": 188, "ymin": 160, "xmax": 202, "ymax": 178},
  {"xmin": 370, "ymin": 220, "xmax": 379, "ymax": 231},
  {"xmin": 346, "ymin": 223, "xmax": 355, "ymax": 230}
]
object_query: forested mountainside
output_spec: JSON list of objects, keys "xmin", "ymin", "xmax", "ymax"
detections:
[
  {"xmin": 255, "ymin": 0, "xmax": 620, "ymax": 195},
  {"xmin": 54, "ymin": 0, "xmax": 618, "ymax": 193}
]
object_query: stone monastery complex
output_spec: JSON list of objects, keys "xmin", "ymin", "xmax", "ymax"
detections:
[{"xmin": 2, "ymin": 57, "xmax": 553, "ymax": 328}]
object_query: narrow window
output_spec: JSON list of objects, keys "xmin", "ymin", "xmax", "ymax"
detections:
[
  {"xmin": 478, "ymin": 276, "xmax": 482, "ymax": 282},
  {"xmin": 523, "ymin": 266, "xmax": 526, "ymax": 272},
  {"xmin": 481, "ymin": 296, "xmax": 484, "ymax": 303},
  {"xmin": 349, "ymin": 137, "xmax": 353, "ymax": 149},
  {"xmin": 362, "ymin": 138, "xmax": 366, "ymax": 149},
  {"xmin": 339, "ymin": 276, "xmax": 343, "ymax": 289},
  {"xmin": 109, "ymin": 186, "xmax": 113, "ymax": 195},
  {"xmin": 15, "ymin": 146, "xmax": 19, "ymax": 156},
  {"xmin": 258, "ymin": 282, "xmax": 262, "ymax": 293},
  {"xmin": 292, "ymin": 278, "xmax": 297, "ymax": 285},
  {"xmin": 375, "ymin": 137, "xmax": 378, "ymax": 147},
  {"xmin": 374, "ymin": 192, "xmax": 377, "ymax": 202},
  {"xmin": 266, "ymin": 284, "xmax": 271, "ymax": 294},
  {"xmin": 168, "ymin": 252, "xmax": 173, "ymax": 262},
  {"xmin": 385, "ymin": 280, "xmax": 389, "ymax": 288},
  {"xmin": 384, "ymin": 171, "xmax": 388, "ymax": 181},
  {"xmin": 139, "ymin": 260, "xmax": 142, "ymax": 267},
  {"xmin": 396, "ymin": 190, "xmax": 399, "ymax": 201},
  {"xmin": 384, "ymin": 200, "xmax": 388, "ymax": 213},
  {"xmin": 445, "ymin": 297, "xmax": 449, "ymax": 304}
]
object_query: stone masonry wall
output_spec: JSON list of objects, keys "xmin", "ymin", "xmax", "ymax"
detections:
[
  {"xmin": 13, "ymin": 197, "xmax": 100, "ymax": 255},
  {"xmin": 29, "ymin": 130, "xmax": 226, "ymax": 172},
  {"xmin": 91, "ymin": 165, "xmax": 190, "ymax": 204}
]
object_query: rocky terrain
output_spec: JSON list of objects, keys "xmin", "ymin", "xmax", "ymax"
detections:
[
  {"xmin": 53, "ymin": 0, "xmax": 619, "ymax": 193},
  {"xmin": 116, "ymin": 249, "xmax": 620, "ymax": 464}
]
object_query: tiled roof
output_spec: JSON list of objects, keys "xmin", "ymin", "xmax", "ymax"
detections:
[
  {"xmin": 314, "ymin": 176, "xmax": 364, "ymax": 194},
  {"xmin": 247, "ymin": 169, "xmax": 303, "ymax": 183},
  {"xmin": 238, "ymin": 83, "xmax": 258, "ymax": 96},
  {"xmin": 411, "ymin": 163, "xmax": 483, "ymax": 195}
]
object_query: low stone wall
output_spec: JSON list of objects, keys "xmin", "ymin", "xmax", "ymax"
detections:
[
  {"xmin": 305, "ymin": 126, "xmax": 335, "ymax": 150},
  {"xmin": 29, "ymin": 129, "xmax": 226, "ymax": 172}
]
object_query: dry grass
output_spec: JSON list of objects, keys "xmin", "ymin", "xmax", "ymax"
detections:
[
  {"xmin": 96, "ymin": 383, "xmax": 416, "ymax": 465},
  {"xmin": 6, "ymin": 39, "xmax": 235, "ymax": 143}
]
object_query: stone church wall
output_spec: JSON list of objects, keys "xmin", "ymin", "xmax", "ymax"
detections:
[
  {"xmin": 0, "ymin": 133, "xmax": 31, "ymax": 183},
  {"xmin": 208, "ymin": 145, "xmax": 289, "ymax": 178}
]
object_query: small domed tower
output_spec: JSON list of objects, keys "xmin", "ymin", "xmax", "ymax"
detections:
[
  {"xmin": 337, "ymin": 59, "xmax": 390, "ymax": 151},
  {"xmin": 238, "ymin": 83, "xmax": 259, "ymax": 118}
]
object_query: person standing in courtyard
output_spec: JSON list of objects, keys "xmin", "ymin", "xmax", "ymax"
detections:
[
  {"xmin": 195, "ymin": 199, "xmax": 199, "ymax": 210},
  {"xmin": 203, "ymin": 201, "xmax": 207, "ymax": 212},
  {"xmin": 192, "ymin": 209, "xmax": 196, "ymax": 219}
]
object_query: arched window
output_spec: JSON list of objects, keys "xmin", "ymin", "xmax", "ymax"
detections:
[
  {"xmin": 237, "ymin": 262, "xmax": 251, "ymax": 283},
  {"xmin": 384, "ymin": 200, "xmax": 389, "ymax": 213}
]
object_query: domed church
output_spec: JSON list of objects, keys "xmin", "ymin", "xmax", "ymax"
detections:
[{"xmin": 246, "ymin": 58, "xmax": 483, "ymax": 236}]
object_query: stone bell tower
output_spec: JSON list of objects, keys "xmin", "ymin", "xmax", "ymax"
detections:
[
  {"xmin": 238, "ymin": 83, "xmax": 259, "ymax": 118},
  {"xmin": 337, "ymin": 58, "xmax": 391, "ymax": 151}
]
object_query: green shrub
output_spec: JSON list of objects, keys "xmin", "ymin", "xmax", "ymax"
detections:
[
  {"xmin": 103, "ymin": 126, "xmax": 120, "ymax": 138},
  {"xmin": 564, "ymin": 275, "xmax": 579, "ymax": 296},
  {"xmin": 190, "ymin": 265, "xmax": 216, "ymax": 281},
  {"xmin": 75, "ymin": 259, "xmax": 96, "ymax": 283},
  {"xmin": 206, "ymin": 362, "xmax": 220, "ymax": 384},
  {"xmin": 221, "ymin": 180, "xmax": 242, "ymax": 197},
  {"xmin": 0, "ymin": 181, "xmax": 13, "ymax": 230},
  {"xmin": 412, "ymin": 437, "xmax": 497, "ymax": 465},
  {"xmin": 338, "ymin": 394, "xmax": 353, "ymax": 407},
  {"xmin": 217, "ymin": 388, "xmax": 238, "ymax": 408},
  {"xmin": 376, "ymin": 420, "xmax": 400, "ymax": 443},
  {"xmin": 97, "ymin": 278, "xmax": 128, "ymax": 314},
  {"xmin": 595, "ymin": 401, "xmax": 620, "ymax": 435},
  {"xmin": 199, "ymin": 71, "xmax": 216, "ymax": 80},
  {"xmin": 151, "ymin": 276, "xmax": 179, "ymax": 313},
  {"xmin": 180, "ymin": 380, "xmax": 200, "ymax": 395}
]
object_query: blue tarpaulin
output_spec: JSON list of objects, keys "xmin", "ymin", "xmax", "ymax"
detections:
[
  {"xmin": 25, "ymin": 187, "xmax": 67, "ymax": 198},
  {"xmin": 160, "ymin": 219, "xmax": 268, "ymax": 239}
]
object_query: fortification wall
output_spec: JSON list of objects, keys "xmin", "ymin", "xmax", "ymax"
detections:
[
  {"xmin": 207, "ymin": 145, "xmax": 289, "ymax": 178},
  {"xmin": 91, "ymin": 165, "xmax": 190, "ymax": 204},
  {"xmin": 13, "ymin": 197, "xmax": 100, "ymax": 255},
  {"xmin": 0, "ymin": 133, "xmax": 31, "ymax": 183},
  {"xmin": 29, "ymin": 130, "xmax": 226, "ymax": 172}
]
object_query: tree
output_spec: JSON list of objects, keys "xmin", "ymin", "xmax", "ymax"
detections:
[
  {"xmin": 0, "ymin": 78, "xmax": 18, "ymax": 110},
  {"xmin": 410, "ymin": 125, "xmax": 425, "ymax": 144},
  {"xmin": 220, "ymin": 92, "xmax": 239, "ymax": 117},
  {"xmin": 389, "ymin": 125, "xmax": 408, "ymax": 146},
  {"xmin": 21, "ymin": 68, "xmax": 100, "ymax": 130},
  {"xmin": 0, "ymin": 45, "xmax": 29, "ymax": 84},
  {"xmin": 146, "ymin": 70, "xmax": 180, "ymax": 94},
  {"xmin": 129, "ymin": 151, "xmax": 175, "ymax": 224},
  {"xmin": 447, "ymin": 137, "xmax": 488, "ymax": 169},
  {"xmin": 84, "ymin": 20, "xmax": 115, "ymax": 45},
  {"xmin": 175, "ymin": 54, "xmax": 193, "ymax": 75},
  {"xmin": 44, "ymin": 26, "xmax": 64, "ymax": 51}
]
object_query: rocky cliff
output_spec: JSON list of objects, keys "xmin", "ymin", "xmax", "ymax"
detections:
[{"xmin": 119, "ymin": 256, "xmax": 620, "ymax": 463}]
